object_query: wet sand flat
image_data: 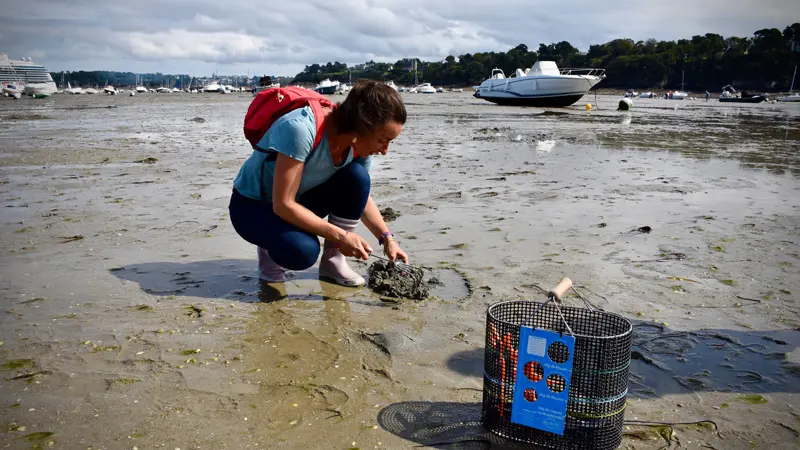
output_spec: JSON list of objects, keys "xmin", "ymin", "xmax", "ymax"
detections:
[{"xmin": 1, "ymin": 93, "xmax": 799, "ymax": 449}]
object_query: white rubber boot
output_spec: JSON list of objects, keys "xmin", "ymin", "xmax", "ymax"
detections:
[
  {"xmin": 319, "ymin": 215, "xmax": 366, "ymax": 287},
  {"xmin": 257, "ymin": 246, "xmax": 286, "ymax": 282}
]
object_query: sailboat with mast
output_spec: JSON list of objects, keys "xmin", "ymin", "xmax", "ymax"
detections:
[
  {"xmin": 665, "ymin": 69, "xmax": 689, "ymax": 99},
  {"xmin": 777, "ymin": 66, "xmax": 799, "ymax": 102},
  {"xmin": 135, "ymin": 72, "xmax": 147, "ymax": 93},
  {"xmin": 407, "ymin": 59, "xmax": 419, "ymax": 93}
]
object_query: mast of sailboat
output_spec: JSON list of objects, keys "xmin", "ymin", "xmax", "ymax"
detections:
[
  {"xmin": 413, "ymin": 59, "xmax": 418, "ymax": 86},
  {"xmin": 681, "ymin": 69, "xmax": 685, "ymax": 91},
  {"xmin": 790, "ymin": 65, "xmax": 797, "ymax": 92}
]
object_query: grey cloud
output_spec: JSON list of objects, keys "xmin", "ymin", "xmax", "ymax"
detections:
[{"xmin": 0, "ymin": 0, "xmax": 795, "ymax": 76}]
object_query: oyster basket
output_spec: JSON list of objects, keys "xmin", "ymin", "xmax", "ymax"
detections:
[{"xmin": 481, "ymin": 279, "xmax": 633, "ymax": 450}]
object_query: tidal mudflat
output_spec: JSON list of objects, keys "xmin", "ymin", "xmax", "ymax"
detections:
[{"xmin": 1, "ymin": 92, "xmax": 798, "ymax": 449}]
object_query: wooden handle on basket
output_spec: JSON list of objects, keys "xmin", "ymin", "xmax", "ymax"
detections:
[{"xmin": 548, "ymin": 278, "xmax": 573, "ymax": 302}]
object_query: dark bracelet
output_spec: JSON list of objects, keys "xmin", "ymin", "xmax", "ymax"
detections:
[{"xmin": 378, "ymin": 231, "xmax": 395, "ymax": 246}]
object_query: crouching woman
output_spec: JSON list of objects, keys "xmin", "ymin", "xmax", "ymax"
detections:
[{"xmin": 229, "ymin": 80, "xmax": 409, "ymax": 287}]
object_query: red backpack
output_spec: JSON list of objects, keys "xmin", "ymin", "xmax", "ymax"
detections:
[{"xmin": 243, "ymin": 86, "xmax": 334, "ymax": 152}]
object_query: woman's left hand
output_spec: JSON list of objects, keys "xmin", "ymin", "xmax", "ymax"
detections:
[{"xmin": 384, "ymin": 240, "xmax": 409, "ymax": 264}]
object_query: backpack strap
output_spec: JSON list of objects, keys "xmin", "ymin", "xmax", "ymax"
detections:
[
  {"xmin": 309, "ymin": 101, "xmax": 331, "ymax": 150},
  {"xmin": 253, "ymin": 99, "xmax": 332, "ymax": 157},
  {"xmin": 255, "ymin": 100, "xmax": 333, "ymax": 202}
]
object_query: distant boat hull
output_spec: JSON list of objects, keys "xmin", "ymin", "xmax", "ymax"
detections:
[
  {"xmin": 777, "ymin": 94, "xmax": 800, "ymax": 102},
  {"xmin": 474, "ymin": 91, "xmax": 586, "ymax": 107},
  {"xmin": 314, "ymin": 85, "xmax": 337, "ymax": 95},
  {"xmin": 719, "ymin": 95, "xmax": 767, "ymax": 103},
  {"xmin": 23, "ymin": 82, "xmax": 58, "ymax": 96},
  {"xmin": 665, "ymin": 91, "xmax": 688, "ymax": 100}
]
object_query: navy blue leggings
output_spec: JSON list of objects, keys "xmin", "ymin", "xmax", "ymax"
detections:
[{"xmin": 229, "ymin": 162, "xmax": 371, "ymax": 270}]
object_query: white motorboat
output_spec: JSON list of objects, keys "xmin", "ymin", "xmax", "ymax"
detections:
[
  {"xmin": 639, "ymin": 92, "xmax": 656, "ymax": 98},
  {"xmin": 156, "ymin": 87, "xmax": 171, "ymax": 93},
  {"xmin": 718, "ymin": 85, "xmax": 768, "ymax": 103},
  {"xmin": 103, "ymin": 85, "xmax": 117, "ymax": 95},
  {"xmin": 386, "ymin": 80, "xmax": 398, "ymax": 91},
  {"xmin": 2, "ymin": 83, "xmax": 22, "ymax": 96},
  {"xmin": 623, "ymin": 89, "xmax": 638, "ymax": 98},
  {"xmin": 417, "ymin": 83, "xmax": 436, "ymax": 94},
  {"xmin": 84, "ymin": 87, "xmax": 98, "ymax": 94},
  {"xmin": 23, "ymin": 83, "xmax": 57, "ymax": 97},
  {"xmin": 473, "ymin": 61, "xmax": 606, "ymax": 107},
  {"xmin": 203, "ymin": 81, "xmax": 222, "ymax": 92},
  {"xmin": 314, "ymin": 78, "xmax": 340, "ymax": 95}
]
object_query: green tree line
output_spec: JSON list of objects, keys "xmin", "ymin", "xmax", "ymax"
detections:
[{"xmin": 293, "ymin": 23, "xmax": 800, "ymax": 91}]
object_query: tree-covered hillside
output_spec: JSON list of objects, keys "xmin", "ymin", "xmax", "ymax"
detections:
[{"xmin": 292, "ymin": 23, "xmax": 800, "ymax": 91}]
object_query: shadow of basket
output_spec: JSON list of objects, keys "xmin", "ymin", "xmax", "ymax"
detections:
[{"xmin": 377, "ymin": 401, "xmax": 547, "ymax": 449}]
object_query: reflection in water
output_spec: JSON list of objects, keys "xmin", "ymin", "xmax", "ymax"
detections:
[
  {"xmin": 258, "ymin": 277, "xmax": 367, "ymax": 304},
  {"xmin": 258, "ymin": 280, "xmax": 288, "ymax": 303},
  {"xmin": 785, "ymin": 115, "xmax": 792, "ymax": 141},
  {"xmin": 593, "ymin": 101, "xmax": 800, "ymax": 176}
]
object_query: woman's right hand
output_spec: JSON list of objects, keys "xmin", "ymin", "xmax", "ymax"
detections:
[{"xmin": 337, "ymin": 231, "xmax": 373, "ymax": 260}]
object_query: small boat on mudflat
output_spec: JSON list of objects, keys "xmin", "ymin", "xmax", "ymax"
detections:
[
  {"xmin": 472, "ymin": 61, "xmax": 606, "ymax": 107},
  {"xmin": 777, "ymin": 66, "xmax": 799, "ymax": 102},
  {"xmin": 719, "ymin": 85, "xmax": 767, "ymax": 103}
]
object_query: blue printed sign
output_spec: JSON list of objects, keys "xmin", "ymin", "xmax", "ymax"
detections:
[{"xmin": 510, "ymin": 327, "xmax": 575, "ymax": 435}]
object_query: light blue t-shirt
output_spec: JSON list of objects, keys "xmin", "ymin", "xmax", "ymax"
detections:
[{"xmin": 233, "ymin": 106, "xmax": 372, "ymax": 201}]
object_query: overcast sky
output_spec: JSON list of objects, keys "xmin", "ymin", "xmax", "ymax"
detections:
[{"xmin": 0, "ymin": 0, "xmax": 794, "ymax": 77}]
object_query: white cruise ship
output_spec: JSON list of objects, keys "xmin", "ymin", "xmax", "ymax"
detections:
[{"xmin": 1, "ymin": 53, "xmax": 58, "ymax": 96}]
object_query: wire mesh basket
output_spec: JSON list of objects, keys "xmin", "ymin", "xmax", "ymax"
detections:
[{"xmin": 481, "ymin": 279, "xmax": 632, "ymax": 450}]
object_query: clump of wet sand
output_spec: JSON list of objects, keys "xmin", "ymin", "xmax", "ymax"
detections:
[
  {"xmin": 379, "ymin": 207, "xmax": 401, "ymax": 222},
  {"xmin": 368, "ymin": 260, "xmax": 429, "ymax": 300}
]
